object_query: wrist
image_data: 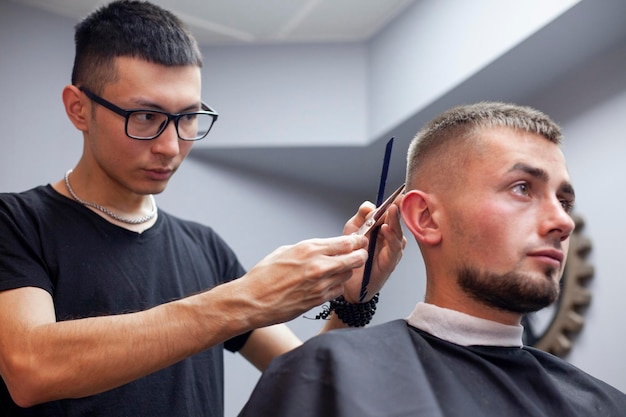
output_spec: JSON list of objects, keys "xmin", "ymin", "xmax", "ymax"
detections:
[{"xmin": 313, "ymin": 293, "xmax": 379, "ymax": 327}]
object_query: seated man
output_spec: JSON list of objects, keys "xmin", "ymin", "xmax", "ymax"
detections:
[{"xmin": 238, "ymin": 102, "xmax": 626, "ymax": 416}]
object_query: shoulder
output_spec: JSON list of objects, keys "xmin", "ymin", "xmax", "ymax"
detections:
[
  {"xmin": 522, "ymin": 345, "xmax": 588, "ymax": 373},
  {"xmin": 523, "ymin": 345, "xmax": 626, "ymax": 402},
  {"xmin": 316, "ymin": 319, "xmax": 410, "ymax": 346},
  {"xmin": 324, "ymin": 319, "xmax": 410, "ymax": 342},
  {"xmin": 0, "ymin": 185, "xmax": 63, "ymax": 229},
  {"xmin": 273, "ymin": 320, "xmax": 412, "ymax": 369},
  {"xmin": 246, "ymin": 320, "xmax": 425, "ymax": 416},
  {"xmin": 0, "ymin": 185, "xmax": 53, "ymax": 210}
]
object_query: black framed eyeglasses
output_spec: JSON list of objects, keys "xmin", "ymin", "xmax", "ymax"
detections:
[{"xmin": 79, "ymin": 86, "xmax": 218, "ymax": 141}]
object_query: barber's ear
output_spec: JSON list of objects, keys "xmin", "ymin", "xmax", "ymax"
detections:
[
  {"xmin": 400, "ymin": 190, "xmax": 442, "ymax": 245},
  {"xmin": 62, "ymin": 85, "xmax": 89, "ymax": 132}
]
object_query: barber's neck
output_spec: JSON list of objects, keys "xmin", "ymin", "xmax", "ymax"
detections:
[{"xmin": 51, "ymin": 171, "xmax": 159, "ymax": 234}]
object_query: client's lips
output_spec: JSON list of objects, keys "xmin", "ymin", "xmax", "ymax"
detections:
[{"xmin": 528, "ymin": 248, "xmax": 564, "ymax": 266}]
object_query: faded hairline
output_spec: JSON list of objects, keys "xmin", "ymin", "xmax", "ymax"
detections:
[{"xmin": 405, "ymin": 102, "xmax": 562, "ymax": 189}]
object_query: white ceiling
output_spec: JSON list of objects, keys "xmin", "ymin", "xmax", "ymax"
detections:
[{"xmin": 9, "ymin": 0, "xmax": 418, "ymax": 46}]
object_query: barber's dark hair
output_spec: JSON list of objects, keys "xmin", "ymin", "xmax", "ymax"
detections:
[{"xmin": 71, "ymin": 0, "xmax": 202, "ymax": 92}]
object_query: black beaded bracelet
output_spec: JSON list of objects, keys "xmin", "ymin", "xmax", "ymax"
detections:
[{"xmin": 314, "ymin": 293, "xmax": 379, "ymax": 327}]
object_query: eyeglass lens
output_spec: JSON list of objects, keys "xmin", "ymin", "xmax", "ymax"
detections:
[{"xmin": 127, "ymin": 111, "xmax": 214, "ymax": 140}]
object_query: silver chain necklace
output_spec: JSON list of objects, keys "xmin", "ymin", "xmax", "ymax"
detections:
[{"xmin": 64, "ymin": 169, "xmax": 157, "ymax": 225}]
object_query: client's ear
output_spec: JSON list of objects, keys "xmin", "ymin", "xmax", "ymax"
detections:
[{"xmin": 400, "ymin": 190, "xmax": 442, "ymax": 246}]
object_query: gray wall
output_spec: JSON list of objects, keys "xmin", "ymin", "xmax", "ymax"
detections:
[
  {"xmin": 1, "ymin": 1, "xmax": 625, "ymax": 416},
  {"xmin": 530, "ymin": 44, "xmax": 626, "ymax": 387}
]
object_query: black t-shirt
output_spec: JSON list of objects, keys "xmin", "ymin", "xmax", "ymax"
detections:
[{"xmin": 0, "ymin": 185, "xmax": 251, "ymax": 417}]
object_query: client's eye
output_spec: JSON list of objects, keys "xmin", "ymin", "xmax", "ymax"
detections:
[{"xmin": 512, "ymin": 182, "xmax": 530, "ymax": 196}]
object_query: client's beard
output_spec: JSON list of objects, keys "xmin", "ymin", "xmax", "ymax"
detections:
[{"xmin": 457, "ymin": 266, "xmax": 560, "ymax": 314}]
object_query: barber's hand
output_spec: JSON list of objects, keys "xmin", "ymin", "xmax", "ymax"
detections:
[
  {"xmin": 240, "ymin": 235, "xmax": 369, "ymax": 326},
  {"xmin": 341, "ymin": 201, "xmax": 406, "ymax": 303}
]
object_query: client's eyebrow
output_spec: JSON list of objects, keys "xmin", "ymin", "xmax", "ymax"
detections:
[{"xmin": 509, "ymin": 162, "xmax": 548, "ymax": 182}]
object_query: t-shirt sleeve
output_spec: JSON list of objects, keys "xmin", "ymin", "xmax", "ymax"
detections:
[{"xmin": 0, "ymin": 192, "xmax": 53, "ymax": 294}]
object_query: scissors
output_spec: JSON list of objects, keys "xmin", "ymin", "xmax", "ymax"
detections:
[{"xmin": 354, "ymin": 183, "xmax": 405, "ymax": 236}]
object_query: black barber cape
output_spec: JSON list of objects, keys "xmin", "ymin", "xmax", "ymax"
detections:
[{"xmin": 239, "ymin": 320, "xmax": 626, "ymax": 417}]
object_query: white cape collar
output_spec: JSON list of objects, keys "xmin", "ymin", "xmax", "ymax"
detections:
[{"xmin": 406, "ymin": 302, "xmax": 523, "ymax": 347}]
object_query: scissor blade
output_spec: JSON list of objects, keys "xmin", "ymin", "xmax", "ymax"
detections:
[{"xmin": 354, "ymin": 183, "xmax": 405, "ymax": 236}]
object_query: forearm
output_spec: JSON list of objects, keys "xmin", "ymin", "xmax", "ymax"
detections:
[
  {"xmin": 2, "ymin": 234, "xmax": 370, "ymax": 406},
  {"xmin": 1, "ymin": 282, "xmax": 254, "ymax": 407}
]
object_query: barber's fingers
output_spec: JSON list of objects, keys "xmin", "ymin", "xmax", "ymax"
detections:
[
  {"xmin": 246, "ymin": 235, "xmax": 369, "ymax": 292},
  {"xmin": 279, "ymin": 234, "xmax": 368, "ymax": 257},
  {"xmin": 343, "ymin": 202, "xmax": 377, "ymax": 235},
  {"xmin": 378, "ymin": 204, "xmax": 407, "ymax": 250},
  {"xmin": 239, "ymin": 235, "xmax": 370, "ymax": 325}
]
